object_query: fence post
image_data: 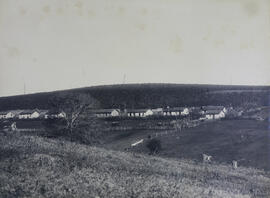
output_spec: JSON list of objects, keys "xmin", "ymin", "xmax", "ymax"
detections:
[{"xmin": 232, "ymin": 160, "xmax": 238, "ymax": 169}]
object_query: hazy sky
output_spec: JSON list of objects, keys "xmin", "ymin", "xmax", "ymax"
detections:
[{"xmin": 0, "ymin": 0, "xmax": 270, "ymax": 97}]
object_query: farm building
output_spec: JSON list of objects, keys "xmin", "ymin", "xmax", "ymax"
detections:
[
  {"xmin": 145, "ymin": 109, "xmax": 154, "ymax": 116},
  {"xmin": 201, "ymin": 106, "xmax": 227, "ymax": 114},
  {"xmin": 18, "ymin": 109, "xmax": 40, "ymax": 119},
  {"xmin": 93, "ymin": 109, "xmax": 120, "ymax": 118},
  {"xmin": 163, "ymin": 107, "xmax": 189, "ymax": 116},
  {"xmin": 204, "ymin": 109, "xmax": 226, "ymax": 119},
  {"xmin": 151, "ymin": 108, "xmax": 163, "ymax": 116},
  {"xmin": 200, "ymin": 106, "xmax": 227, "ymax": 120}
]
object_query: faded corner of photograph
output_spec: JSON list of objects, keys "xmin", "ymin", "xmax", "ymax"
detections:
[{"xmin": 0, "ymin": 0, "xmax": 270, "ymax": 197}]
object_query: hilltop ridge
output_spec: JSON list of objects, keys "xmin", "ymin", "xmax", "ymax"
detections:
[{"xmin": 0, "ymin": 83, "xmax": 269, "ymax": 111}]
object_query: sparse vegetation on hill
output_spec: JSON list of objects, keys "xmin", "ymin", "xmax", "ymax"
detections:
[
  {"xmin": 0, "ymin": 132, "xmax": 270, "ymax": 198},
  {"xmin": 146, "ymin": 138, "xmax": 162, "ymax": 154},
  {"xmin": 0, "ymin": 84, "xmax": 269, "ymax": 111}
]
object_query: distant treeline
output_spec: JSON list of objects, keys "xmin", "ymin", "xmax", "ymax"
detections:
[{"xmin": 0, "ymin": 84, "xmax": 269, "ymax": 111}]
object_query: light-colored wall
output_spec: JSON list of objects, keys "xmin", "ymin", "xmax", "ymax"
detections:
[
  {"xmin": 30, "ymin": 112, "xmax": 40, "ymax": 118},
  {"xmin": 111, "ymin": 110, "xmax": 120, "ymax": 117},
  {"xmin": 6, "ymin": 112, "xmax": 15, "ymax": 118},
  {"xmin": 181, "ymin": 108, "xmax": 189, "ymax": 115},
  {"xmin": 145, "ymin": 110, "xmax": 153, "ymax": 116}
]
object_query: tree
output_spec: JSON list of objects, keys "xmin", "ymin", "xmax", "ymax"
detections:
[
  {"xmin": 146, "ymin": 138, "xmax": 162, "ymax": 154},
  {"xmin": 48, "ymin": 92, "xmax": 104, "ymax": 143}
]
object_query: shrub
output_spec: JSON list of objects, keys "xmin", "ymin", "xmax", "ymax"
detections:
[{"xmin": 146, "ymin": 138, "xmax": 162, "ymax": 154}]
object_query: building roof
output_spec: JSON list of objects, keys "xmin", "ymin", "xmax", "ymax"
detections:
[
  {"xmin": 163, "ymin": 107, "xmax": 187, "ymax": 112},
  {"xmin": 39, "ymin": 110, "xmax": 49, "ymax": 116},
  {"xmin": 47, "ymin": 110, "xmax": 63, "ymax": 115},
  {"xmin": 151, "ymin": 108, "xmax": 163, "ymax": 113},
  {"xmin": 125, "ymin": 109, "xmax": 149, "ymax": 113},
  {"xmin": 205, "ymin": 109, "xmax": 223, "ymax": 115},
  {"xmin": 202, "ymin": 106, "xmax": 225, "ymax": 111},
  {"xmin": 190, "ymin": 107, "xmax": 203, "ymax": 114},
  {"xmin": 19, "ymin": 109, "xmax": 40, "ymax": 115},
  {"xmin": 92, "ymin": 109, "xmax": 120, "ymax": 114},
  {"xmin": 9, "ymin": 110, "xmax": 24, "ymax": 114},
  {"xmin": 0, "ymin": 111, "xmax": 8, "ymax": 115},
  {"xmin": 0, "ymin": 110, "xmax": 24, "ymax": 116}
]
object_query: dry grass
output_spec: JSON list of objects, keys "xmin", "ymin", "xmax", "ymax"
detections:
[{"xmin": 0, "ymin": 131, "xmax": 269, "ymax": 198}]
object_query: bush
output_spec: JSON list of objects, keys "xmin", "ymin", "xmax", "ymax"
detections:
[{"xmin": 146, "ymin": 138, "xmax": 162, "ymax": 154}]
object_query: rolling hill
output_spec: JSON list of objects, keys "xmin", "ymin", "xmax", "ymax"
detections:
[{"xmin": 0, "ymin": 83, "xmax": 269, "ymax": 111}]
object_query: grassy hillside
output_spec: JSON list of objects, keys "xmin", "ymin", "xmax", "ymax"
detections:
[
  {"xmin": 102, "ymin": 119, "xmax": 270, "ymax": 171},
  {"xmin": 0, "ymin": 83, "xmax": 269, "ymax": 111},
  {"xmin": 0, "ymin": 131, "xmax": 270, "ymax": 198}
]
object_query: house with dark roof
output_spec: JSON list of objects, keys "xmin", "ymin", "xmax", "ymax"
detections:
[
  {"xmin": 201, "ymin": 106, "xmax": 227, "ymax": 119},
  {"xmin": 201, "ymin": 106, "xmax": 227, "ymax": 114}
]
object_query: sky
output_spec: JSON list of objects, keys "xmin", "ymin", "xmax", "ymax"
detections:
[{"xmin": 0, "ymin": 0, "xmax": 270, "ymax": 97}]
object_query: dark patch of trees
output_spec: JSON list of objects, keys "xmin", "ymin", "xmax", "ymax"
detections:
[
  {"xmin": 44, "ymin": 93, "xmax": 106, "ymax": 144},
  {"xmin": 0, "ymin": 84, "xmax": 269, "ymax": 111},
  {"xmin": 146, "ymin": 138, "xmax": 162, "ymax": 154}
]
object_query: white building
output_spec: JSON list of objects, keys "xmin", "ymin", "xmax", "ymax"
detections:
[
  {"xmin": 204, "ymin": 109, "xmax": 226, "ymax": 119},
  {"xmin": 201, "ymin": 106, "xmax": 227, "ymax": 114},
  {"xmin": 0, "ymin": 110, "xmax": 22, "ymax": 119},
  {"xmin": 151, "ymin": 108, "xmax": 163, "ymax": 116},
  {"xmin": 93, "ymin": 109, "xmax": 120, "ymax": 118},
  {"xmin": 163, "ymin": 107, "xmax": 189, "ymax": 116},
  {"xmin": 46, "ymin": 110, "xmax": 66, "ymax": 119},
  {"xmin": 18, "ymin": 109, "xmax": 40, "ymax": 119},
  {"xmin": 126, "ymin": 109, "xmax": 148, "ymax": 117},
  {"xmin": 145, "ymin": 109, "xmax": 154, "ymax": 116}
]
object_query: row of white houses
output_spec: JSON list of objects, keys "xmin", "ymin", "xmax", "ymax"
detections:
[
  {"xmin": 92, "ymin": 106, "xmax": 227, "ymax": 120},
  {"xmin": 91, "ymin": 107, "xmax": 188, "ymax": 118},
  {"xmin": 0, "ymin": 109, "xmax": 65, "ymax": 120},
  {"xmin": 0, "ymin": 106, "xmax": 228, "ymax": 120}
]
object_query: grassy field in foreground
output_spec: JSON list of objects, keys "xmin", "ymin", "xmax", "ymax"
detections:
[
  {"xmin": 104, "ymin": 119, "xmax": 270, "ymax": 171},
  {"xmin": 0, "ymin": 132, "xmax": 270, "ymax": 198}
]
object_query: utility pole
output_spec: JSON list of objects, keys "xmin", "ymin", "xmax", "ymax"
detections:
[
  {"xmin": 123, "ymin": 74, "xmax": 126, "ymax": 84},
  {"xmin": 24, "ymin": 82, "xmax": 26, "ymax": 94}
]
